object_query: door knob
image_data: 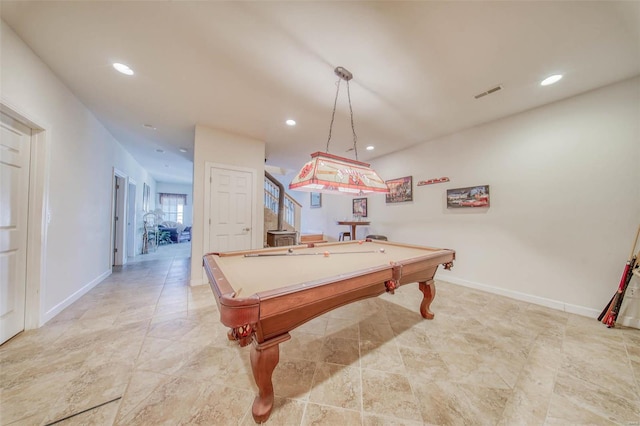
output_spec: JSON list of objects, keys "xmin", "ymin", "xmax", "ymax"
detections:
[{"xmin": 243, "ymin": 227, "xmax": 251, "ymax": 231}]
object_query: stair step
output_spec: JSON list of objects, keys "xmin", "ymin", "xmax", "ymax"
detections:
[{"xmin": 301, "ymin": 234, "xmax": 326, "ymax": 243}]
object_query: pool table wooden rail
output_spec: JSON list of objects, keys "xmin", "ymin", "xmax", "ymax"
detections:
[
  {"xmin": 203, "ymin": 240, "xmax": 455, "ymax": 423},
  {"xmin": 204, "ymin": 242, "xmax": 453, "ymax": 342}
]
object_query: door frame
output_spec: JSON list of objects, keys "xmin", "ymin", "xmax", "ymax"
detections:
[
  {"xmin": 127, "ymin": 178, "xmax": 137, "ymax": 259},
  {"xmin": 112, "ymin": 168, "xmax": 127, "ymax": 266},
  {"xmin": 1, "ymin": 100, "xmax": 50, "ymax": 329},
  {"xmin": 203, "ymin": 162, "xmax": 259, "ymax": 254}
]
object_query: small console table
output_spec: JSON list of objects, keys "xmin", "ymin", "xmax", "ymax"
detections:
[{"xmin": 337, "ymin": 221, "xmax": 370, "ymax": 240}]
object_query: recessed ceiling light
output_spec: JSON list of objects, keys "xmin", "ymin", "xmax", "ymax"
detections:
[
  {"xmin": 286, "ymin": 119, "xmax": 296, "ymax": 126},
  {"xmin": 179, "ymin": 148, "xmax": 188, "ymax": 153},
  {"xmin": 143, "ymin": 124, "xmax": 156, "ymax": 130},
  {"xmin": 155, "ymin": 149, "xmax": 164, "ymax": 153},
  {"xmin": 541, "ymin": 74, "xmax": 563, "ymax": 86},
  {"xmin": 113, "ymin": 63, "xmax": 134, "ymax": 76},
  {"xmin": 366, "ymin": 146, "xmax": 375, "ymax": 151}
]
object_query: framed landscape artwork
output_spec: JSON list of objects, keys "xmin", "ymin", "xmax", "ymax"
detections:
[
  {"xmin": 310, "ymin": 192, "xmax": 322, "ymax": 208},
  {"xmin": 446, "ymin": 185, "xmax": 490, "ymax": 208},
  {"xmin": 352, "ymin": 198, "xmax": 368, "ymax": 217},
  {"xmin": 385, "ymin": 176, "xmax": 413, "ymax": 203}
]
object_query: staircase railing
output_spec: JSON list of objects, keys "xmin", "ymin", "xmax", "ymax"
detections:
[
  {"xmin": 283, "ymin": 196, "xmax": 296, "ymax": 227},
  {"xmin": 264, "ymin": 176, "xmax": 280, "ymax": 219},
  {"xmin": 264, "ymin": 172, "xmax": 300, "ymax": 230}
]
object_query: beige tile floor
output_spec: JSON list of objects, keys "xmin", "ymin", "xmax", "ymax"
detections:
[{"xmin": 2, "ymin": 243, "xmax": 640, "ymax": 425}]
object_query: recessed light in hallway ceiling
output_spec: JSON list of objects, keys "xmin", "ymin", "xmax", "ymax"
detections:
[
  {"xmin": 113, "ymin": 63, "xmax": 134, "ymax": 76},
  {"xmin": 541, "ymin": 74, "xmax": 563, "ymax": 86}
]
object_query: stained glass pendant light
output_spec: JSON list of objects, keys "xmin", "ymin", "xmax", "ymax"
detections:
[{"xmin": 289, "ymin": 67, "xmax": 389, "ymax": 195}]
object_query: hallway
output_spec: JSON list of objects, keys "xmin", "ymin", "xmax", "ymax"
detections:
[{"xmin": 1, "ymin": 244, "xmax": 639, "ymax": 425}]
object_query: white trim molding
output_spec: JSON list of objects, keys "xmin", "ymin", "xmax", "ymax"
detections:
[
  {"xmin": 436, "ymin": 273, "xmax": 600, "ymax": 319},
  {"xmin": 43, "ymin": 270, "xmax": 112, "ymax": 323}
]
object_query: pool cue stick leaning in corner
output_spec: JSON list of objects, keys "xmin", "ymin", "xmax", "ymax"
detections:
[
  {"xmin": 599, "ymin": 224, "xmax": 640, "ymax": 324},
  {"xmin": 597, "ymin": 293, "xmax": 614, "ymax": 322},
  {"xmin": 603, "ymin": 247, "xmax": 640, "ymax": 328}
]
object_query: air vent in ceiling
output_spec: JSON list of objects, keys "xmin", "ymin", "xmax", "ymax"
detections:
[{"xmin": 474, "ymin": 85, "xmax": 503, "ymax": 99}]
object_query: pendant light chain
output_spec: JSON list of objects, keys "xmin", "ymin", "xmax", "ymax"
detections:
[
  {"xmin": 346, "ymin": 80, "xmax": 359, "ymax": 161},
  {"xmin": 325, "ymin": 79, "xmax": 341, "ymax": 153},
  {"xmin": 325, "ymin": 67, "xmax": 359, "ymax": 160}
]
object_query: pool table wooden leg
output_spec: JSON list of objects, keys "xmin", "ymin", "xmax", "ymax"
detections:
[
  {"xmin": 418, "ymin": 280, "xmax": 436, "ymax": 319},
  {"xmin": 249, "ymin": 333, "xmax": 291, "ymax": 423}
]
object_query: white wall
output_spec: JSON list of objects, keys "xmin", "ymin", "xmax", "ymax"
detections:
[
  {"xmin": 283, "ymin": 175, "xmax": 331, "ymax": 236},
  {"xmin": 156, "ymin": 182, "xmax": 193, "ymax": 226},
  {"xmin": 305, "ymin": 77, "xmax": 640, "ymax": 318},
  {"xmin": 191, "ymin": 125, "xmax": 265, "ymax": 285},
  {"xmin": 1, "ymin": 21, "xmax": 155, "ymax": 324}
]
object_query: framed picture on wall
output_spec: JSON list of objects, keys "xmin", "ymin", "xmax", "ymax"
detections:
[
  {"xmin": 310, "ymin": 192, "xmax": 322, "ymax": 208},
  {"xmin": 446, "ymin": 185, "xmax": 490, "ymax": 208},
  {"xmin": 352, "ymin": 198, "xmax": 368, "ymax": 217},
  {"xmin": 385, "ymin": 176, "xmax": 413, "ymax": 203}
]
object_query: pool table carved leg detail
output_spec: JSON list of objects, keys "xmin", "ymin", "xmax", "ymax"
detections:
[
  {"xmin": 418, "ymin": 280, "xmax": 436, "ymax": 319},
  {"xmin": 250, "ymin": 333, "xmax": 291, "ymax": 423}
]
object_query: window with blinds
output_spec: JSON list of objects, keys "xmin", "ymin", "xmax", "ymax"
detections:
[{"xmin": 159, "ymin": 193, "xmax": 187, "ymax": 223}]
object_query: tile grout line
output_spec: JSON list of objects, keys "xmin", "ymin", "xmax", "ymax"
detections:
[
  {"xmin": 44, "ymin": 397, "xmax": 122, "ymax": 426},
  {"xmin": 111, "ymin": 253, "xmax": 174, "ymax": 425},
  {"xmin": 541, "ymin": 321, "xmax": 567, "ymax": 425}
]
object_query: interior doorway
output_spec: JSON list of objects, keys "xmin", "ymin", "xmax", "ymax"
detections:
[
  {"xmin": 205, "ymin": 164, "xmax": 256, "ymax": 253},
  {"xmin": 112, "ymin": 170, "xmax": 127, "ymax": 266},
  {"xmin": 127, "ymin": 179, "xmax": 137, "ymax": 259},
  {"xmin": 1, "ymin": 102, "xmax": 48, "ymax": 336},
  {"xmin": 0, "ymin": 111, "xmax": 31, "ymax": 343}
]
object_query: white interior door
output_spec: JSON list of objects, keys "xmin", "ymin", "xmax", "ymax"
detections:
[
  {"xmin": 0, "ymin": 112, "xmax": 31, "ymax": 344},
  {"xmin": 209, "ymin": 166, "xmax": 254, "ymax": 252}
]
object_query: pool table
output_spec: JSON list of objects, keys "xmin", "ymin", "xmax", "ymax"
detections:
[{"xmin": 203, "ymin": 239, "xmax": 455, "ymax": 423}]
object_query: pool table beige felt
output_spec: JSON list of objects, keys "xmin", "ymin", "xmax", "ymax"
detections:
[{"xmin": 203, "ymin": 239, "xmax": 455, "ymax": 423}]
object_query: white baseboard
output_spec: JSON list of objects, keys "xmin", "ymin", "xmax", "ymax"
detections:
[
  {"xmin": 190, "ymin": 266, "xmax": 207, "ymax": 287},
  {"xmin": 435, "ymin": 273, "xmax": 600, "ymax": 319},
  {"xmin": 190, "ymin": 277, "xmax": 204, "ymax": 286},
  {"xmin": 42, "ymin": 269, "xmax": 112, "ymax": 324}
]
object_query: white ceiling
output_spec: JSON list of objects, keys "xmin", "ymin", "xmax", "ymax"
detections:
[{"xmin": 2, "ymin": 1, "xmax": 639, "ymax": 184}]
